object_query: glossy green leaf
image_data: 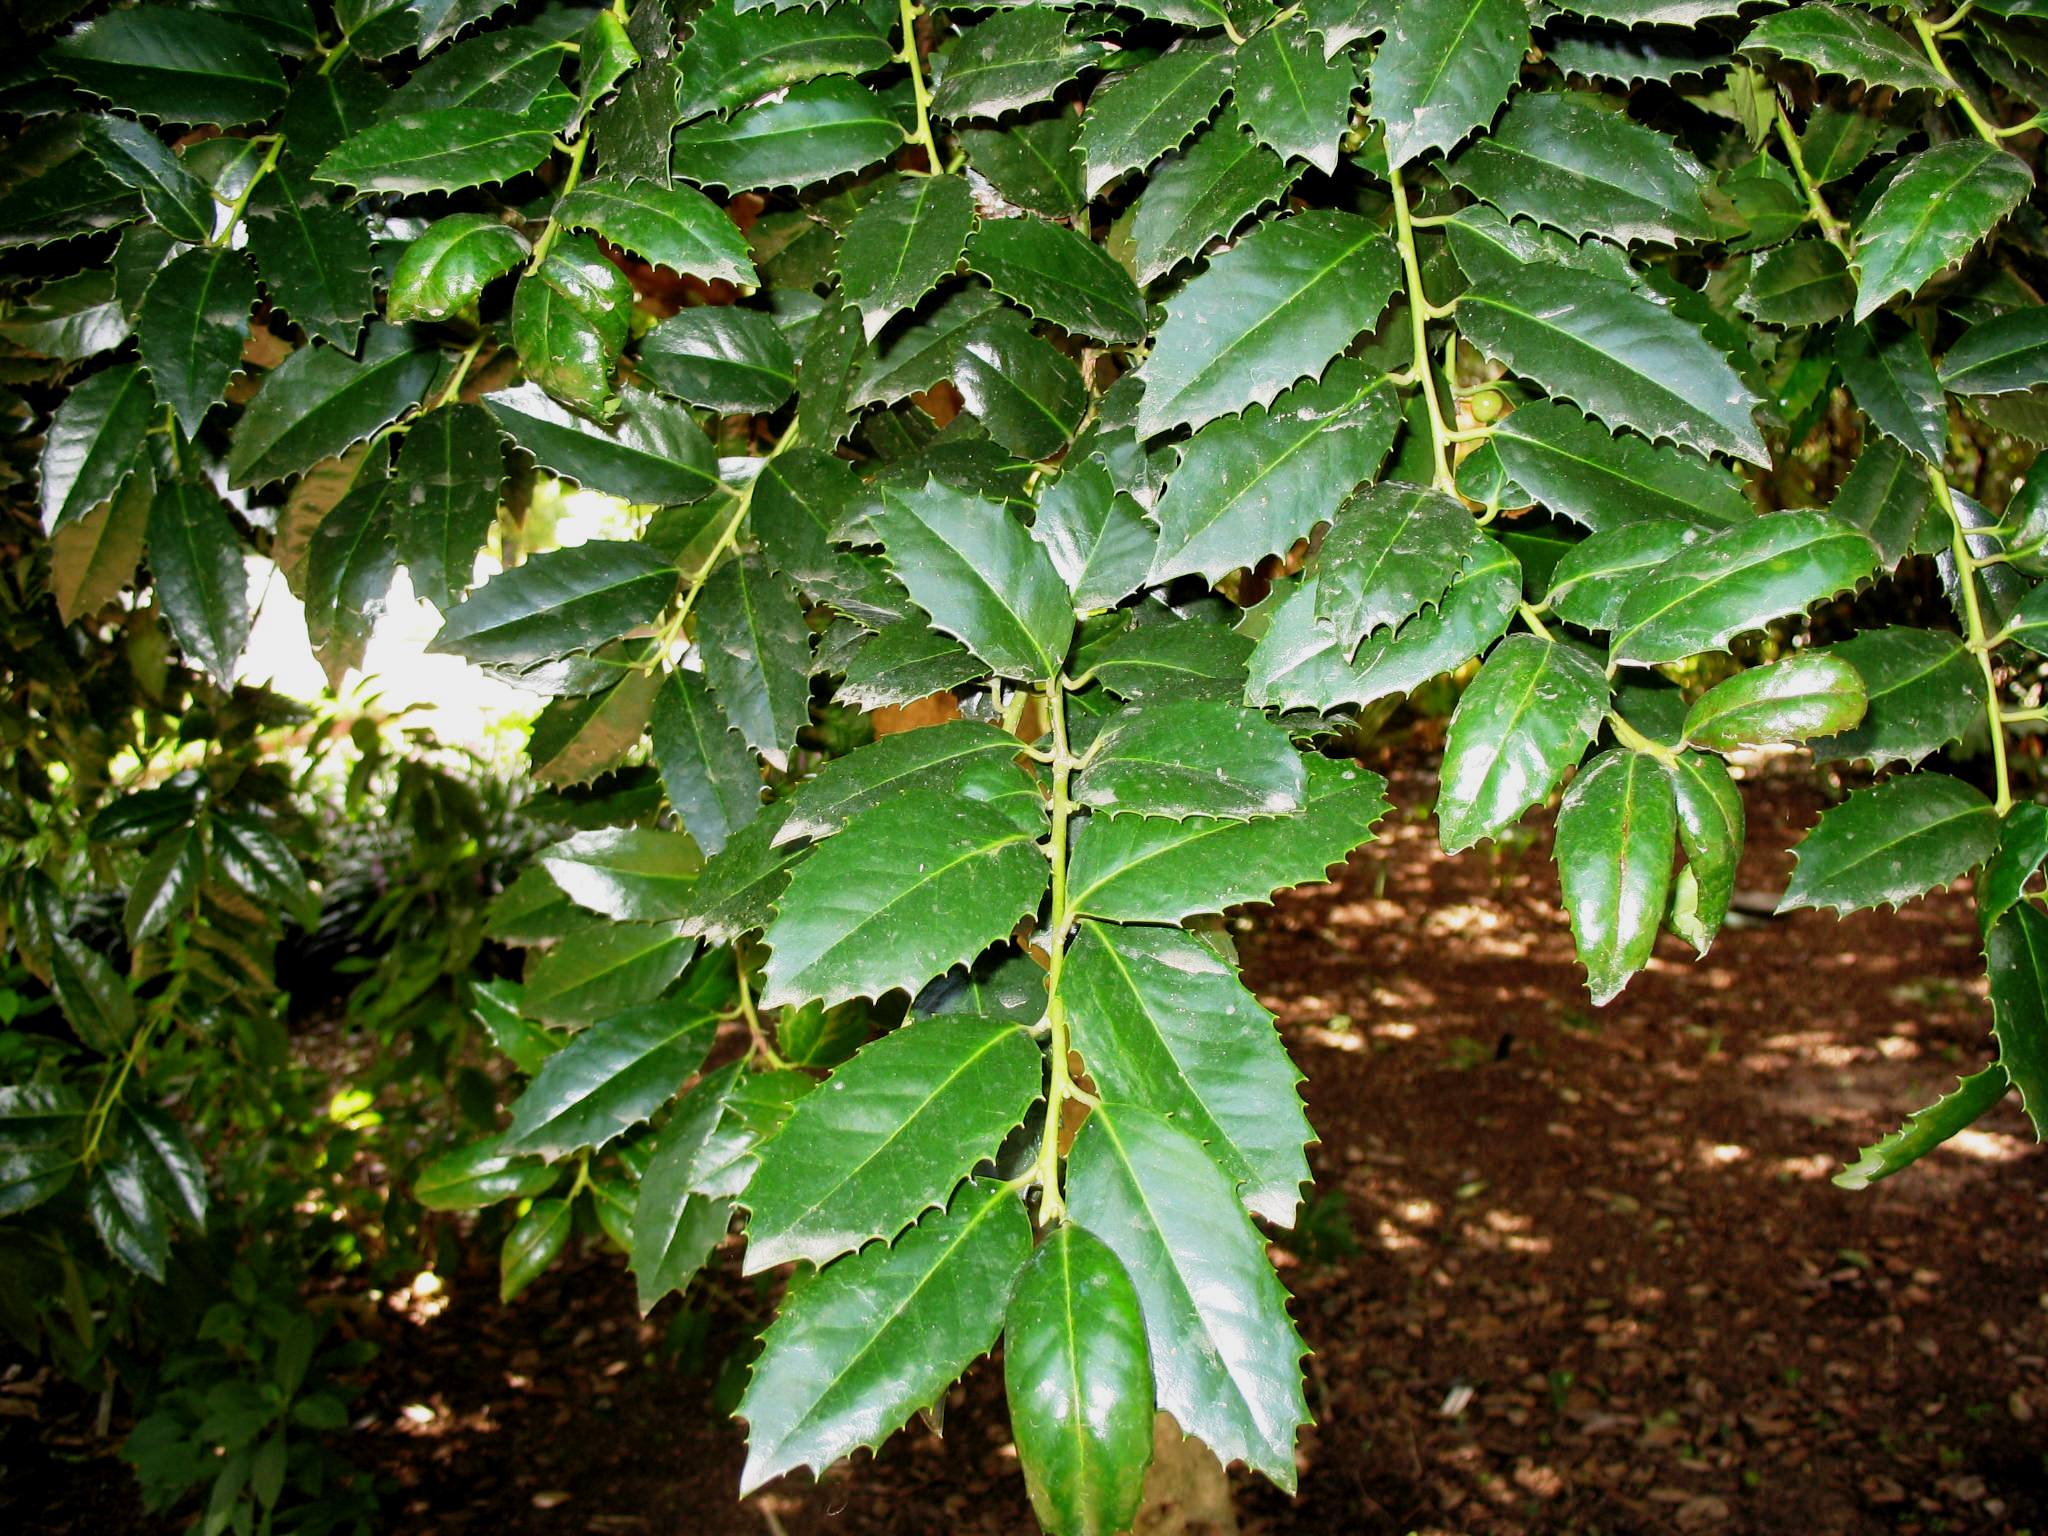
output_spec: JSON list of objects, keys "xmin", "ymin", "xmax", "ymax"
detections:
[
  {"xmin": 89, "ymin": 1151, "xmax": 170, "ymax": 1280},
  {"xmin": 967, "ymin": 215, "xmax": 1145, "ymax": 344},
  {"xmin": 504, "ymin": 1000, "xmax": 720, "ymax": 1160},
  {"xmin": 514, "ymin": 234, "xmax": 633, "ymax": 413},
  {"xmin": 1853, "ymin": 141, "xmax": 2034, "ymax": 321},
  {"xmin": 228, "ymin": 325, "xmax": 438, "ymax": 488},
  {"xmin": 570, "ymin": 10, "xmax": 638, "ymax": 132},
  {"xmin": 528, "ymin": 667, "xmax": 664, "ymax": 787},
  {"xmin": 1078, "ymin": 37, "xmax": 1232, "ymax": 196},
  {"xmin": 1555, "ymin": 748, "xmax": 1676, "ymax": 1004},
  {"xmin": 38, "ymin": 362, "xmax": 156, "ymax": 534},
  {"xmin": 1136, "ymin": 210, "xmax": 1396, "ymax": 440},
  {"xmin": 553, "ymin": 179, "xmax": 757, "ymax": 283},
  {"xmin": 1444, "ymin": 90, "xmax": 1714, "ymax": 246},
  {"xmin": 1548, "ymin": 520, "xmax": 1704, "ymax": 631},
  {"xmin": 51, "ymin": 934, "xmax": 136, "ymax": 1056},
  {"xmin": 1738, "ymin": 5, "xmax": 1948, "ymax": 93},
  {"xmin": 778, "ymin": 720, "xmax": 1023, "ymax": 844},
  {"xmin": 1084, "ymin": 619, "xmax": 1253, "ymax": 702},
  {"xmin": 672, "ymin": 78, "xmax": 903, "ymax": 192},
  {"xmin": 392, "ymin": 402, "xmax": 503, "ymax": 612},
  {"xmin": 1004, "ymin": 1224, "xmax": 1155, "ymax": 1536},
  {"xmin": 147, "ymin": 478, "xmax": 251, "ymax": 689},
  {"xmin": 1665, "ymin": 748, "xmax": 1743, "ymax": 956},
  {"xmin": 429, "ymin": 539, "xmax": 676, "ymax": 667},
  {"xmin": 521, "ymin": 917, "xmax": 698, "ymax": 1027},
  {"xmin": 1940, "ymin": 307, "xmax": 2048, "ymax": 398},
  {"xmin": 414, "ymin": 1133, "xmax": 559, "ymax": 1210},
  {"xmin": 1457, "ymin": 264, "xmax": 1768, "ymax": 465},
  {"xmin": 469, "ymin": 980, "xmax": 561, "ymax": 1078},
  {"xmin": 1609, "ymin": 511, "xmax": 1876, "ymax": 668},
  {"xmin": 51, "ymin": 7, "xmax": 287, "ymax": 126},
  {"xmin": 696, "ymin": 554, "xmax": 813, "ymax": 772},
  {"xmin": 678, "ymin": 803, "xmax": 809, "ymax": 944},
  {"xmin": 1839, "ymin": 320, "xmax": 1948, "ymax": 463},
  {"xmin": 839, "ymin": 173, "xmax": 978, "ymax": 341},
  {"xmin": 931, "ymin": 7, "xmax": 1113, "ymax": 121},
  {"xmin": 1243, "ymin": 543, "xmax": 1522, "ymax": 712},
  {"xmin": 1739, "ymin": 238, "xmax": 1854, "ymax": 327},
  {"xmin": 1828, "ymin": 435, "xmax": 1927, "ymax": 568},
  {"xmin": 676, "ymin": 0, "xmax": 894, "ymax": 122},
  {"xmin": 652, "ymin": 669, "xmax": 762, "ymax": 857},
  {"xmin": 484, "ymin": 382, "xmax": 719, "ymax": 505},
  {"xmin": 1682, "ymin": 653, "xmax": 1866, "ymax": 751},
  {"xmin": 245, "ymin": 182, "xmax": 376, "ymax": 349},
  {"xmin": 317, "ymin": 107, "xmax": 555, "ymax": 193},
  {"xmin": 1149, "ymin": 363, "xmax": 1399, "ymax": 586},
  {"xmin": 500, "ymin": 1197, "xmax": 572, "ymax": 1301},
  {"xmin": 963, "ymin": 114, "xmax": 1088, "ymax": 222},
  {"xmin": 870, "ymin": 476, "xmax": 1074, "ymax": 681},
  {"xmin": 1808, "ymin": 629, "xmax": 1979, "ymax": 771},
  {"xmin": 1986, "ymin": 903, "xmax": 2048, "ymax": 1136},
  {"xmin": 1834, "ymin": 1065, "xmax": 2012, "ymax": 1189},
  {"xmin": 537, "ymin": 828, "xmax": 702, "ymax": 921},
  {"xmin": 1032, "ymin": 455, "xmax": 1160, "ymax": 611},
  {"xmin": 1314, "ymin": 481, "xmax": 1482, "ymax": 654},
  {"xmin": 1068, "ymin": 755, "xmax": 1389, "ymax": 923},
  {"xmin": 760, "ymin": 788, "xmax": 1046, "ymax": 1008},
  {"xmin": 1066, "ymin": 921, "xmax": 1308, "ymax": 1223},
  {"xmin": 743, "ymin": 1018, "xmax": 1040, "ymax": 1270},
  {"xmin": 1235, "ymin": 13, "xmax": 1355, "ymax": 174},
  {"xmin": 1078, "ymin": 701, "xmax": 1304, "ymax": 820},
  {"xmin": 302, "ymin": 475, "xmax": 397, "ymax": 687},
  {"xmin": 137, "ymin": 246, "xmax": 256, "ymax": 434},
  {"xmin": 82, "ymin": 116, "xmax": 214, "ymax": 245},
  {"xmin": 1066, "ymin": 1101, "xmax": 1307, "ymax": 1490},
  {"xmin": 1131, "ymin": 108, "xmax": 1299, "ymax": 286},
  {"xmin": 838, "ymin": 621, "xmax": 983, "ymax": 707},
  {"xmin": 737, "ymin": 1180, "xmax": 1030, "ymax": 1493},
  {"xmin": 1437, "ymin": 634, "xmax": 1609, "ymax": 852},
  {"xmin": 1369, "ymin": 0, "xmax": 1528, "ymax": 166},
  {"xmin": 952, "ymin": 318, "xmax": 1088, "ymax": 458},
  {"xmin": 1781, "ymin": 773, "xmax": 2000, "ymax": 915},
  {"xmin": 630, "ymin": 1076, "xmax": 739, "ymax": 1313},
  {"xmin": 387, "ymin": 213, "xmax": 530, "ymax": 323}
]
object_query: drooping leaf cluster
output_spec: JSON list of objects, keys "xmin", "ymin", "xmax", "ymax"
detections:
[{"xmin": 7, "ymin": 0, "xmax": 2048, "ymax": 1530}]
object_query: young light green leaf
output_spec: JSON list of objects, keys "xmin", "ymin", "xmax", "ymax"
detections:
[
  {"xmin": 1555, "ymin": 748, "xmax": 1677, "ymax": 1005},
  {"xmin": 1437, "ymin": 634, "xmax": 1609, "ymax": 852},
  {"xmin": 743, "ymin": 1018, "xmax": 1041, "ymax": 1271},
  {"xmin": 1780, "ymin": 774, "xmax": 2000, "ymax": 915},
  {"xmin": 1834, "ymin": 1065, "xmax": 2011, "ymax": 1189},
  {"xmin": 1004, "ymin": 1223, "xmax": 1156, "ymax": 1536},
  {"xmin": 1065, "ymin": 1102, "xmax": 1308, "ymax": 1491}
]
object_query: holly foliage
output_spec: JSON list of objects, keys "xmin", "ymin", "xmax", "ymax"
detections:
[{"xmin": 6, "ymin": 0, "xmax": 2048, "ymax": 1531}]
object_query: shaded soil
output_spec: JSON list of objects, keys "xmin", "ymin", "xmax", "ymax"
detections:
[{"xmin": 12, "ymin": 760, "xmax": 2048, "ymax": 1535}]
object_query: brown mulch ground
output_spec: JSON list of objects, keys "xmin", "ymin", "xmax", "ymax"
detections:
[{"xmin": 11, "ymin": 758, "xmax": 2048, "ymax": 1535}]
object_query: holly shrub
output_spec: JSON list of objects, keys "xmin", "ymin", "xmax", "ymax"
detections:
[{"xmin": 5, "ymin": 0, "xmax": 2048, "ymax": 1532}]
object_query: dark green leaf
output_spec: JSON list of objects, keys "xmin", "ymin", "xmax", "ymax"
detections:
[
  {"xmin": 529, "ymin": 667, "xmax": 664, "ymax": 787},
  {"xmin": 302, "ymin": 476, "xmax": 397, "ymax": 687},
  {"xmin": 1739, "ymin": 238, "xmax": 1854, "ymax": 327},
  {"xmin": 89, "ymin": 1152, "xmax": 170, "ymax": 1280},
  {"xmin": 630, "ymin": 1072, "xmax": 739, "ymax": 1312},
  {"xmin": 779, "ymin": 720, "xmax": 1024, "ymax": 843},
  {"xmin": 676, "ymin": 0, "xmax": 894, "ymax": 122},
  {"xmin": 838, "ymin": 620, "xmax": 982, "ymax": 706},
  {"xmin": 678, "ymin": 803, "xmax": 809, "ymax": 944},
  {"xmin": 1078, "ymin": 700, "xmax": 1305, "ymax": 820},
  {"xmin": 500, "ymin": 1197, "xmax": 572, "ymax": 1301},
  {"xmin": 416, "ymin": 1134, "xmax": 559, "ymax": 1210},
  {"xmin": 963, "ymin": 114, "xmax": 1088, "ymax": 222},
  {"xmin": 538, "ymin": 828, "xmax": 702, "ymax": 921},
  {"xmin": 1548, "ymin": 521, "xmax": 1703, "ymax": 631},
  {"xmin": 761, "ymin": 788, "xmax": 1047, "ymax": 1008},
  {"xmin": 1828, "ymin": 435, "xmax": 1927, "ymax": 567},
  {"xmin": 696, "ymin": 554, "xmax": 813, "ymax": 772},
  {"xmin": 1853, "ymin": 142, "xmax": 2034, "ymax": 321},
  {"xmin": 1986, "ymin": 903, "xmax": 2048, "ymax": 1136},
  {"xmin": 228, "ymin": 325, "xmax": 437, "ymax": 488},
  {"xmin": 317, "ymin": 107, "xmax": 555, "ymax": 193},
  {"xmin": 1004, "ymin": 1223, "xmax": 1155, "ymax": 1536},
  {"xmin": 967, "ymin": 215, "xmax": 1146, "ymax": 344},
  {"xmin": 1235, "ymin": 13, "xmax": 1354, "ymax": 174},
  {"xmin": 554, "ymin": 179, "xmax": 757, "ymax": 283},
  {"xmin": 392, "ymin": 402, "xmax": 503, "ymax": 612},
  {"xmin": 1609, "ymin": 511, "xmax": 1876, "ymax": 668},
  {"xmin": 38, "ymin": 362, "xmax": 156, "ymax": 534},
  {"xmin": 1368, "ymin": 0, "xmax": 1528, "ymax": 166},
  {"xmin": 931, "ymin": 8, "xmax": 1113, "ymax": 122},
  {"xmin": 1739, "ymin": 5, "xmax": 1950, "ymax": 95},
  {"xmin": 245, "ymin": 185, "xmax": 377, "ymax": 349},
  {"xmin": 737, "ymin": 1180, "xmax": 1030, "ymax": 1493},
  {"xmin": 1682, "ymin": 653, "xmax": 1866, "ymax": 750},
  {"xmin": 640, "ymin": 308, "xmax": 797, "ymax": 413},
  {"xmin": 1131, "ymin": 108, "xmax": 1298, "ymax": 286},
  {"xmin": 672, "ymin": 78, "xmax": 903, "ymax": 192},
  {"xmin": 839, "ymin": 173, "xmax": 978, "ymax": 341},
  {"xmin": 1839, "ymin": 319, "xmax": 1948, "ymax": 463},
  {"xmin": 1077, "ymin": 37, "xmax": 1232, "ymax": 196},
  {"xmin": 469, "ymin": 979, "xmax": 562, "ymax": 1077},
  {"xmin": 1065, "ymin": 1101, "xmax": 1307, "ymax": 1491},
  {"xmin": 1781, "ymin": 773, "xmax": 2000, "ymax": 915},
  {"xmin": 82, "ymin": 116, "xmax": 213, "ymax": 245},
  {"xmin": 571, "ymin": 10, "xmax": 638, "ymax": 133},
  {"xmin": 514, "ymin": 234, "xmax": 634, "ymax": 414},
  {"xmin": 1940, "ymin": 306, "xmax": 2048, "ymax": 398},
  {"xmin": 1834, "ymin": 1065, "xmax": 2011, "ymax": 1189},
  {"xmin": 428, "ymin": 539, "xmax": 677, "ymax": 667},
  {"xmin": 504, "ymin": 1000, "xmax": 719, "ymax": 1160},
  {"xmin": 1437, "ymin": 634, "xmax": 1609, "ymax": 852},
  {"xmin": 137, "ymin": 247, "xmax": 256, "ymax": 434},
  {"xmin": 1665, "ymin": 748, "xmax": 1742, "ymax": 956},
  {"xmin": 1085, "ymin": 620, "xmax": 1253, "ymax": 701},
  {"xmin": 1555, "ymin": 748, "xmax": 1676, "ymax": 1005},
  {"xmin": 147, "ymin": 478, "xmax": 251, "ymax": 689},
  {"xmin": 1456, "ymin": 265, "xmax": 1768, "ymax": 465},
  {"xmin": 744, "ymin": 1017, "xmax": 1041, "ymax": 1270},
  {"xmin": 1137, "ymin": 210, "xmax": 1396, "ymax": 439},
  {"xmin": 387, "ymin": 213, "xmax": 530, "ymax": 323},
  {"xmin": 521, "ymin": 917, "xmax": 698, "ymax": 1026},
  {"xmin": 1315, "ymin": 481, "xmax": 1481, "ymax": 654},
  {"xmin": 652, "ymin": 669, "xmax": 762, "ymax": 857},
  {"xmin": 1068, "ymin": 755, "xmax": 1389, "ymax": 922},
  {"xmin": 484, "ymin": 382, "xmax": 720, "ymax": 505},
  {"xmin": 51, "ymin": 8, "xmax": 287, "ymax": 126},
  {"xmin": 951, "ymin": 318, "xmax": 1087, "ymax": 458},
  {"xmin": 51, "ymin": 934, "xmax": 136, "ymax": 1056}
]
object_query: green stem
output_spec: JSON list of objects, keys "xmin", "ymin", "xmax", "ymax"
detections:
[
  {"xmin": 1387, "ymin": 163, "xmax": 1457, "ymax": 494},
  {"xmin": 1517, "ymin": 601, "xmax": 1556, "ymax": 641},
  {"xmin": 1771, "ymin": 107, "xmax": 1852, "ymax": 255},
  {"xmin": 1607, "ymin": 709, "xmax": 1680, "ymax": 765},
  {"xmin": 430, "ymin": 335, "xmax": 488, "ymax": 411},
  {"xmin": 735, "ymin": 963, "xmax": 790, "ymax": 1070},
  {"xmin": 1030, "ymin": 673, "xmax": 1078, "ymax": 1227},
  {"xmin": 640, "ymin": 421, "xmax": 801, "ymax": 671},
  {"xmin": 526, "ymin": 134, "xmax": 591, "ymax": 271},
  {"xmin": 1912, "ymin": 12, "xmax": 2011, "ymax": 147},
  {"xmin": 1930, "ymin": 464, "xmax": 2015, "ymax": 814},
  {"xmin": 896, "ymin": 0, "xmax": 944, "ymax": 174},
  {"xmin": 212, "ymin": 135, "xmax": 285, "ymax": 246}
]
